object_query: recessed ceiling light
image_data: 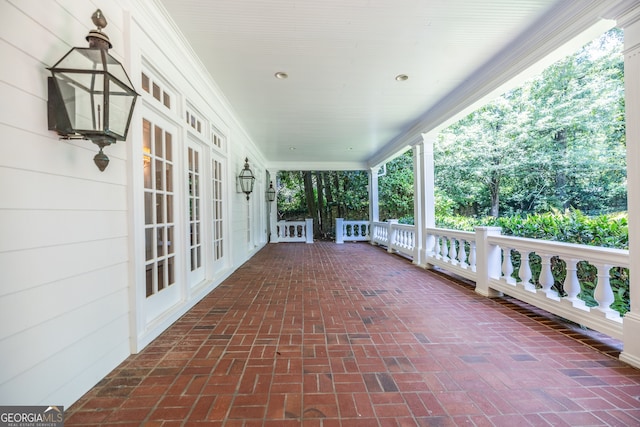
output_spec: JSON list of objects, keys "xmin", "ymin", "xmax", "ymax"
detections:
[
  {"xmin": 395, "ymin": 74, "xmax": 409, "ymax": 81},
  {"xmin": 289, "ymin": 146, "xmax": 296, "ymax": 150},
  {"xmin": 275, "ymin": 71, "xmax": 289, "ymax": 79}
]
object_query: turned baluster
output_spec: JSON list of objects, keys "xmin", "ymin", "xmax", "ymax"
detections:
[
  {"xmin": 539, "ymin": 253, "xmax": 555, "ymax": 297},
  {"xmin": 563, "ymin": 258, "xmax": 584, "ymax": 307},
  {"xmin": 434, "ymin": 235, "xmax": 442, "ymax": 258},
  {"xmin": 458, "ymin": 240, "xmax": 468, "ymax": 268},
  {"xmin": 519, "ymin": 251, "xmax": 534, "ymax": 290},
  {"xmin": 441, "ymin": 236, "xmax": 449, "ymax": 261},
  {"xmin": 593, "ymin": 263, "xmax": 616, "ymax": 316},
  {"xmin": 449, "ymin": 238, "xmax": 458, "ymax": 265},
  {"xmin": 468, "ymin": 241, "xmax": 477, "ymax": 271},
  {"xmin": 502, "ymin": 248, "xmax": 514, "ymax": 284}
]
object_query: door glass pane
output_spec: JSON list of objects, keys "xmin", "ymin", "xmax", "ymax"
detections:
[
  {"xmin": 144, "ymin": 193, "xmax": 153, "ymax": 224},
  {"xmin": 166, "ymin": 163, "xmax": 173, "ymax": 192},
  {"xmin": 166, "ymin": 133, "xmax": 172, "ymax": 161},
  {"xmin": 158, "ymin": 259, "xmax": 165, "ymax": 290},
  {"xmin": 167, "ymin": 226, "xmax": 174, "ymax": 255},
  {"xmin": 145, "ymin": 228, "xmax": 153, "ymax": 261},
  {"xmin": 166, "ymin": 195, "xmax": 173, "ymax": 222},
  {"xmin": 145, "ymin": 266, "xmax": 153, "ymax": 297},
  {"xmin": 154, "ymin": 126, "xmax": 163, "ymax": 156},
  {"xmin": 168, "ymin": 256, "xmax": 175, "ymax": 285},
  {"xmin": 155, "ymin": 160, "xmax": 164, "ymax": 190}
]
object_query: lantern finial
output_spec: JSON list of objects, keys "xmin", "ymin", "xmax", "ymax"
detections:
[
  {"xmin": 86, "ymin": 9, "xmax": 112, "ymax": 49},
  {"xmin": 91, "ymin": 9, "xmax": 108, "ymax": 30}
]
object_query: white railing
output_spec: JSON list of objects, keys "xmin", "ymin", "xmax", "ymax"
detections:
[
  {"xmin": 370, "ymin": 220, "xmax": 417, "ymax": 259},
  {"xmin": 425, "ymin": 227, "xmax": 477, "ymax": 282},
  {"xmin": 424, "ymin": 226, "xmax": 629, "ymax": 340},
  {"xmin": 371, "ymin": 221, "xmax": 389, "ymax": 246},
  {"xmin": 335, "ymin": 218, "xmax": 370, "ymax": 243},
  {"xmin": 276, "ymin": 219, "xmax": 314, "ymax": 243},
  {"xmin": 335, "ymin": 220, "xmax": 630, "ymax": 352}
]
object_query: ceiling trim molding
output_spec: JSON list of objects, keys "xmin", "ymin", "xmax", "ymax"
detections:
[{"xmin": 603, "ymin": 0, "xmax": 640, "ymax": 26}]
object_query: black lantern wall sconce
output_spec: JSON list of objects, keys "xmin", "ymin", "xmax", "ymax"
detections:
[
  {"xmin": 238, "ymin": 157, "xmax": 256, "ymax": 200},
  {"xmin": 47, "ymin": 9, "xmax": 139, "ymax": 171},
  {"xmin": 266, "ymin": 181, "xmax": 276, "ymax": 202}
]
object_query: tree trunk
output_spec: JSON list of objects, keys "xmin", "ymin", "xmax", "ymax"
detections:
[
  {"xmin": 554, "ymin": 129, "xmax": 569, "ymax": 209},
  {"xmin": 489, "ymin": 175, "xmax": 500, "ymax": 217},
  {"xmin": 303, "ymin": 172, "xmax": 317, "ymax": 235},
  {"xmin": 323, "ymin": 172, "xmax": 336, "ymax": 236},
  {"xmin": 333, "ymin": 172, "xmax": 343, "ymax": 218},
  {"xmin": 315, "ymin": 171, "xmax": 325, "ymax": 238}
]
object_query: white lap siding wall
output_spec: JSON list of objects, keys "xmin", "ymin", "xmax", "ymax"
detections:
[{"xmin": 0, "ymin": 0, "xmax": 266, "ymax": 407}]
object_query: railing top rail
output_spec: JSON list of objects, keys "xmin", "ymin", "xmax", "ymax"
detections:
[
  {"xmin": 488, "ymin": 234, "xmax": 629, "ymax": 267},
  {"xmin": 391, "ymin": 223, "xmax": 415, "ymax": 230},
  {"xmin": 426, "ymin": 227, "xmax": 476, "ymax": 240}
]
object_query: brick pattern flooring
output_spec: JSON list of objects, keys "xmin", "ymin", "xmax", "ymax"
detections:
[{"xmin": 65, "ymin": 242, "xmax": 640, "ymax": 426}]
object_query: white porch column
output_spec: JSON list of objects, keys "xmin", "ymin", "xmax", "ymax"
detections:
[
  {"xmin": 335, "ymin": 218, "xmax": 344, "ymax": 244},
  {"xmin": 619, "ymin": 5, "xmax": 640, "ymax": 370},
  {"xmin": 305, "ymin": 218, "xmax": 314, "ymax": 243},
  {"xmin": 268, "ymin": 169, "xmax": 279, "ymax": 243},
  {"xmin": 412, "ymin": 143, "xmax": 424, "ymax": 266},
  {"xmin": 415, "ymin": 133, "xmax": 436, "ymax": 268},
  {"xmin": 369, "ymin": 166, "xmax": 380, "ymax": 223}
]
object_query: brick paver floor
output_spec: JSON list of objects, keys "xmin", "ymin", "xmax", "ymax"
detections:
[{"xmin": 65, "ymin": 241, "xmax": 640, "ymax": 426}]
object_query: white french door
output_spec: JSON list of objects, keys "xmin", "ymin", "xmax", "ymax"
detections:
[
  {"xmin": 211, "ymin": 151, "xmax": 226, "ymax": 272},
  {"xmin": 142, "ymin": 112, "xmax": 181, "ymax": 322},
  {"xmin": 186, "ymin": 140, "xmax": 205, "ymax": 287}
]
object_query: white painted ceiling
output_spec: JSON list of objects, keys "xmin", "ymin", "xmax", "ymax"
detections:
[{"xmin": 155, "ymin": 0, "xmax": 624, "ymax": 169}]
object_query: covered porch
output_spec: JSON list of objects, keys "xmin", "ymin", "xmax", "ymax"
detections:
[{"xmin": 65, "ymin": 242, "xmax": 639, "ymax": 426}]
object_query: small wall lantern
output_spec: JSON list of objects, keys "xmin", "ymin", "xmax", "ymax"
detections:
[
  {"xmin": 266, "ymin": 181, "xmax": 276, "ymax": 202},
  {"xmin": 238, "ymin": 157, "xmax": 256, "ymax": 200},
  {"xmin": 47, "ymin": 9, "xmax": 139, "ymax": 171}
]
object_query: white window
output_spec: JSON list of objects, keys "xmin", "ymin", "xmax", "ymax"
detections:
[{"xmin": 141, "ymin": 71, "xmax": 173, "ymax": 112}]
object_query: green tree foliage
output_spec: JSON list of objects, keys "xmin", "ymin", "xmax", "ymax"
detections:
[
  {"xmin": 378, "ymin": 151, "xmax": 414, "ymax": 222},
  {"xmin": 435, "ymin": 29, "xmax": 626, "ymax": 218}
]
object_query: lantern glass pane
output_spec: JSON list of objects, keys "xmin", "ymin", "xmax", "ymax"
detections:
[
  {"xmin": 105, "ymin": 53, "xmax": 134, "ymax": 87},
  {"xmin": 52, "ymin": 48, "xmax": 104, "ymax": 72},
  {"xmin": 107, "ymin": 76, "xmax": 136, "ymax": 137},
  {"xmin": 54, "ymin": 71, "xmax": 104, "ymax": 132}
]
